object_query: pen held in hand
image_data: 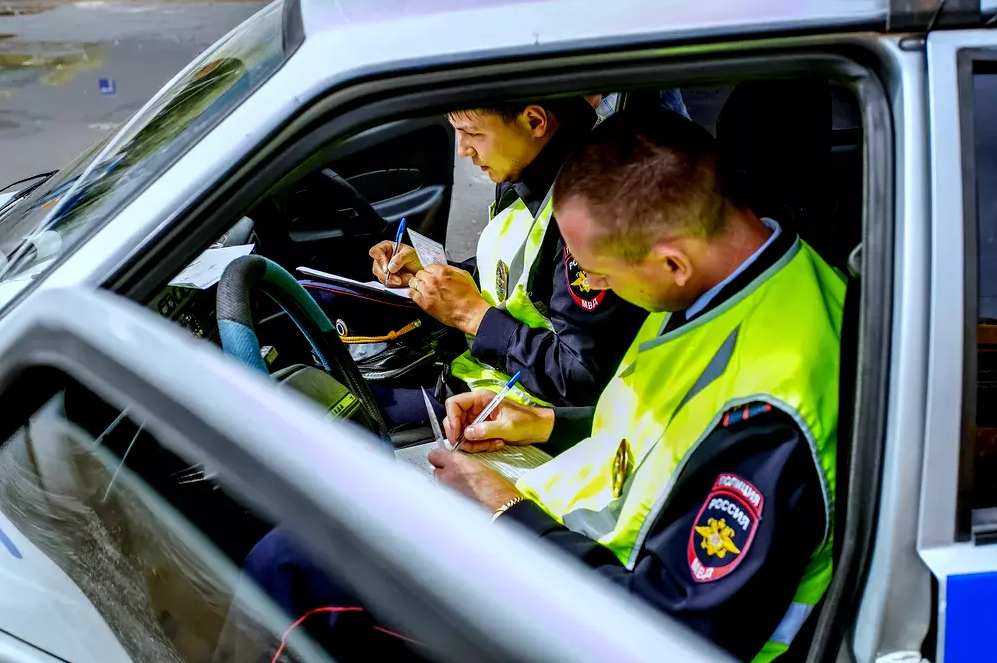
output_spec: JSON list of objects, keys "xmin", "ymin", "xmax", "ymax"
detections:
[
  {"xmin": 452, "ymin": 371, "xmax": 521, "ymax": 453},
  {"xmin": 391, "ymin": 217, "xmax": 407, "ymax": 261}
]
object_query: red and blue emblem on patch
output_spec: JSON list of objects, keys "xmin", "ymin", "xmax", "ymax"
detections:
[
  {"xmin": 564, "ymin": 247, "xmax": 606, "ymax": 311},
  {"xmin": 688, "ymin": 473, "xmax": 764, "ymax": 583}
]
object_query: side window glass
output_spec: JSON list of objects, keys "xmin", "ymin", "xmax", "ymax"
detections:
[
  {"xmin": 972, "ymin": 64, "xmax": 997, "ymax": 514},
  {"xmin": 0, "ymin": 369, "xmax": 331, "ymax": 663}
]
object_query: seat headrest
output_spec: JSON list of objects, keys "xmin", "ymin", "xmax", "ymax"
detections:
[{"xmin": 716, "ymin": 78, "xmax": 832, "ymax": 226}]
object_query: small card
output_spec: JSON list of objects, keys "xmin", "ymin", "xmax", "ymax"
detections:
[{"xmin": 407, "ymin": 228, "xmax": 447, "ymax": 267}]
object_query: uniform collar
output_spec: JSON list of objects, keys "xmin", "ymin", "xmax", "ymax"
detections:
[
  {"xmin": 496, "ymin": 109, "xmax": 596, "ymax": 218},
  {"xmin": 661, "ymin": 222, "xmax": 798, "ymax": 336},
  {"xmin": 684, "ymin": 218, "xmax": 782, "ymax": 319}
]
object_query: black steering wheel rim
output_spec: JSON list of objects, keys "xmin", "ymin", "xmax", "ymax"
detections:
[{"xmin": 215, "ymin": 254, "xmax": 388, "ymax": 438}]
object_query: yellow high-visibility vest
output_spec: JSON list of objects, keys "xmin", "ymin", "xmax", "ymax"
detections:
[{"xmin": 450, "ymin": 190, "xmax": 555, "ymax": 406}]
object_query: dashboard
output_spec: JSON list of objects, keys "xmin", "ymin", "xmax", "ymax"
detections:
[{"xmin": 149, "ymin": 284, "xmax": 219, "ymax": 341}]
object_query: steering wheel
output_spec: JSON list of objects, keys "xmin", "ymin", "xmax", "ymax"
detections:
[{"xmin": 215, "ymin": 254, "xmax": 388, "ymax": 438}]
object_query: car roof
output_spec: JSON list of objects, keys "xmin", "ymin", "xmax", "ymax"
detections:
[
  {"xmin": 300, "ymin": 0, "xmax": 888, "ymax": 56},
  {"xmin": 296, "ymin": 0, "xmax": 997, "ymax": 69},
  {"xmin": 289, "ymin": 0, "xmax": 896, "ymax": 94}
]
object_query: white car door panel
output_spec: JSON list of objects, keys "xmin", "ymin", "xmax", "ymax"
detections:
[{"xmin": 0, "ymin": 286, "xmax": 731, "ymax": 663}]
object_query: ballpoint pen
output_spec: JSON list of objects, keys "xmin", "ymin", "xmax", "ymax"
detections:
[
  {"xmin": 391, "ymin": 217, "xmax": 407, "ymax": 261},
  {"xmin": 453, "ymin": 371, "xmax": 521, "ymax": 453}
]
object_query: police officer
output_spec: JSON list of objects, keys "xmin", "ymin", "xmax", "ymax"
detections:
[
  {"xmin": 431, "ymin": 106, "xmax": 842, "ymax": 663},
  {"xmin": 368, "ymin": 99, "xmax": 647, "ymax": 413}
]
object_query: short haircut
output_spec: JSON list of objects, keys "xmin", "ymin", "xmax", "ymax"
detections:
[
  {"xmin": 554, "ymin": 105, "xmax": 725, "ymax": 261},
  {"xmin": 448, "ymin": 97, "xmax": 595, "ymax": 131}
]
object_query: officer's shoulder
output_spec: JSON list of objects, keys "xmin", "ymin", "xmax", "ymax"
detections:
[{"xmin": 561, "ymin": 246, "xmax": 609, "ymax": 312}]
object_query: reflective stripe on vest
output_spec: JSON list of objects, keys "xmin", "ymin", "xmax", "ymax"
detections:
[
  {"xmin": 450, "ymin": 189, "xmax": 555, "ymax": 406},
  {"xmin": 516, "ymin": 239, "xmax": 844, "ymax": 660}
]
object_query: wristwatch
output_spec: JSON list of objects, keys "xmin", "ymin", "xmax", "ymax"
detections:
[{"xmin": 491, "ymin": 496, "xmax": 526, "ymax": 522}]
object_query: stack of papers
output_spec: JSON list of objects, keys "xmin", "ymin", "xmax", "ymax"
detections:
[{"xmin": 170, "ymin": 244, "xmax": 255, "ymax": 290}]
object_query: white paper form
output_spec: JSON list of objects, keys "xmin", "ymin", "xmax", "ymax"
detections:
[
  {"xmin": 394, "ymin": 442, "xmax": 439, "ymax": 480},
  {"xmin": 407, "ymin": 228, "xmax": 448, "ymax": 267},
  {"xmin": 170, "ymin": 244, "xmax": 255, "ymax": 290},
  {"xmin": 296, "ymin": 266, "xmax": 411, "ymax": 299},
  {"xmin": 395, "ymin": 443, "xmax": 551, "ymax": 482}
]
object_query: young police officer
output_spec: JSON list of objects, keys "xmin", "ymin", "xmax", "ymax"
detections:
[
  {"xmin": 432, "ymin": 107, "xmax": 842, "ymax": 662},
  {"xmin": 368, "ymin": 99, "xmax": 647, "ymax": 414}
]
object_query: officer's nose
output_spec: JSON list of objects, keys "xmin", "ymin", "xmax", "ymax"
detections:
[{"xmin": 457, "ymin": 135, "xmax": 475, "ymax": 159}]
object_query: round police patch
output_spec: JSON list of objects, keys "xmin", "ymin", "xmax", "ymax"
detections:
[
  {"xmin": 564, "ymin": 247, "xmax": 606, "ymax": 311},
  {"xmin": 688, "ymin": 473, "xmax": 764, "ymax": 583}
]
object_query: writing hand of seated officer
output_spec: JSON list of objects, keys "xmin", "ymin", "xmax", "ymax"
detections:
[
  {"xmin": 442, "ymin": 389, "xmax": 555, "ymax": 453},
  {"xmin": 429, "ymin": 449, "xmax": 521, "ymax": 511},
  {"xmin": 370, "ymin": 240, "xmax": 422, "ymax": 287},
  {"xmin": 409, "ymin": 265, "xmax": 492, "ymax": 335}
]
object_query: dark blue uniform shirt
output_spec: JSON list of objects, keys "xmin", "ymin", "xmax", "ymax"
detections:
[{"xmin": 506, "ymin": 230, "xmax": 829, "ymax": 662}]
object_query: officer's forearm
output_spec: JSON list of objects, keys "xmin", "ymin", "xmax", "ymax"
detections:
[{"xmin": 504, "ymin": 500, "xmax": 625, "ymax": 569}]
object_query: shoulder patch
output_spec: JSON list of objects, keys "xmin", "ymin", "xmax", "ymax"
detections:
[
  {"xmin": 721, "ymin": 402, "xmax": 773, "ymax": 427},
  {"xmin": 564, "ymin": 247, "xmax": 606, "ymax": 311},
  {"xmin": 688, "ymin": 473, "xmax": 764, "ymax": 583}
]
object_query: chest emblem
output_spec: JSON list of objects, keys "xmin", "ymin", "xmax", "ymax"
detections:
[
  {"xmin": 495, "ymin": 260, "xmax": 509, "ymax": 303},
  {"xmin": 611, "ymin": 438, "xmax": 631, "ymax": 498},
  {"xmin": 688, "ymin": 473, "xmax": 764, "ymax": 583}
]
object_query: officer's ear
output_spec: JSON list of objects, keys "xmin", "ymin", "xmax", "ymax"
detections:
[
  {"xmin": 652, "ymin": 240, "xmax": 693, "ymax": 288},
  {"xmin": 521, "ymin": 105, "xmax": 551, "ymax": 138}
]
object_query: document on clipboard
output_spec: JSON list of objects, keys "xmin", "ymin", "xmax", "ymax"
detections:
[{"xmin": 296, "ymin": 266, "xmax": 412, "ymax": 299}]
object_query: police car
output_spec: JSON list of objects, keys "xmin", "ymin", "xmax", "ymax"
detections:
[{"xmin": 0, "ymin": 0, "xmax": 992, "ymax": 661}]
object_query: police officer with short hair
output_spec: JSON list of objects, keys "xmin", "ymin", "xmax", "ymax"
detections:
[
  {"xmin": 432, "ymin": 107, "xmax": 842, "ymax": 663},
  {"xmin": 368, "ymin": 99, "xmax": 647, "ymax": 416}
]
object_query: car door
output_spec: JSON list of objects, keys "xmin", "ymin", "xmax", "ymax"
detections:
[
  {"xmin": 255, "ymin": 117, "xmax": 456, "ymax": 276},
  {"xmin": 916, "ymin": 29, "xmax": 997, "ymax": 663},
  {"xmin": 0, "ymin": 285, "xmax": 731, "ymax": 663}
]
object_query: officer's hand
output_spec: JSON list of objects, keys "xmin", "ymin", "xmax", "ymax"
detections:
[
  {"xmin": 443, "ymin": 390, "xmax": 555, "ymax": 453},
  {"xmin": 370, "ymin": 240, "xmax": 423, "ymax": 287},
  {"xmin": 428, "ymin": 449, "xmax": 522, "ymax": 511},
  {"xmin": 409, "ymin": 265, "xmax": 491, "ymax": 335}
]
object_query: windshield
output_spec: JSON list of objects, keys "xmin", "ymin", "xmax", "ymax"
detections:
[{"xmin": 0, "ymin": 1, "xmax": 286, "ymax": 302}]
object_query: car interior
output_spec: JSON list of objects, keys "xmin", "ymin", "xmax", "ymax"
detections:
[{"xmin": 0, "ymin": 74, "xmax": 868, "ymax": 663}]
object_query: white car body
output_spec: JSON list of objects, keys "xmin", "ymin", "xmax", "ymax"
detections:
[{"xmin": 0, "ymin": 0, "xmax": 994, "ymax": 662}]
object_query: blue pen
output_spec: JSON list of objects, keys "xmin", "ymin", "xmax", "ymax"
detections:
[
  {"xmin": 391, "ymin": 217, "xmax": 407, "ymax": 261},
  {"xmin": 453, "ymin": 371, "xmax": 521, "ymax": 452}
]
